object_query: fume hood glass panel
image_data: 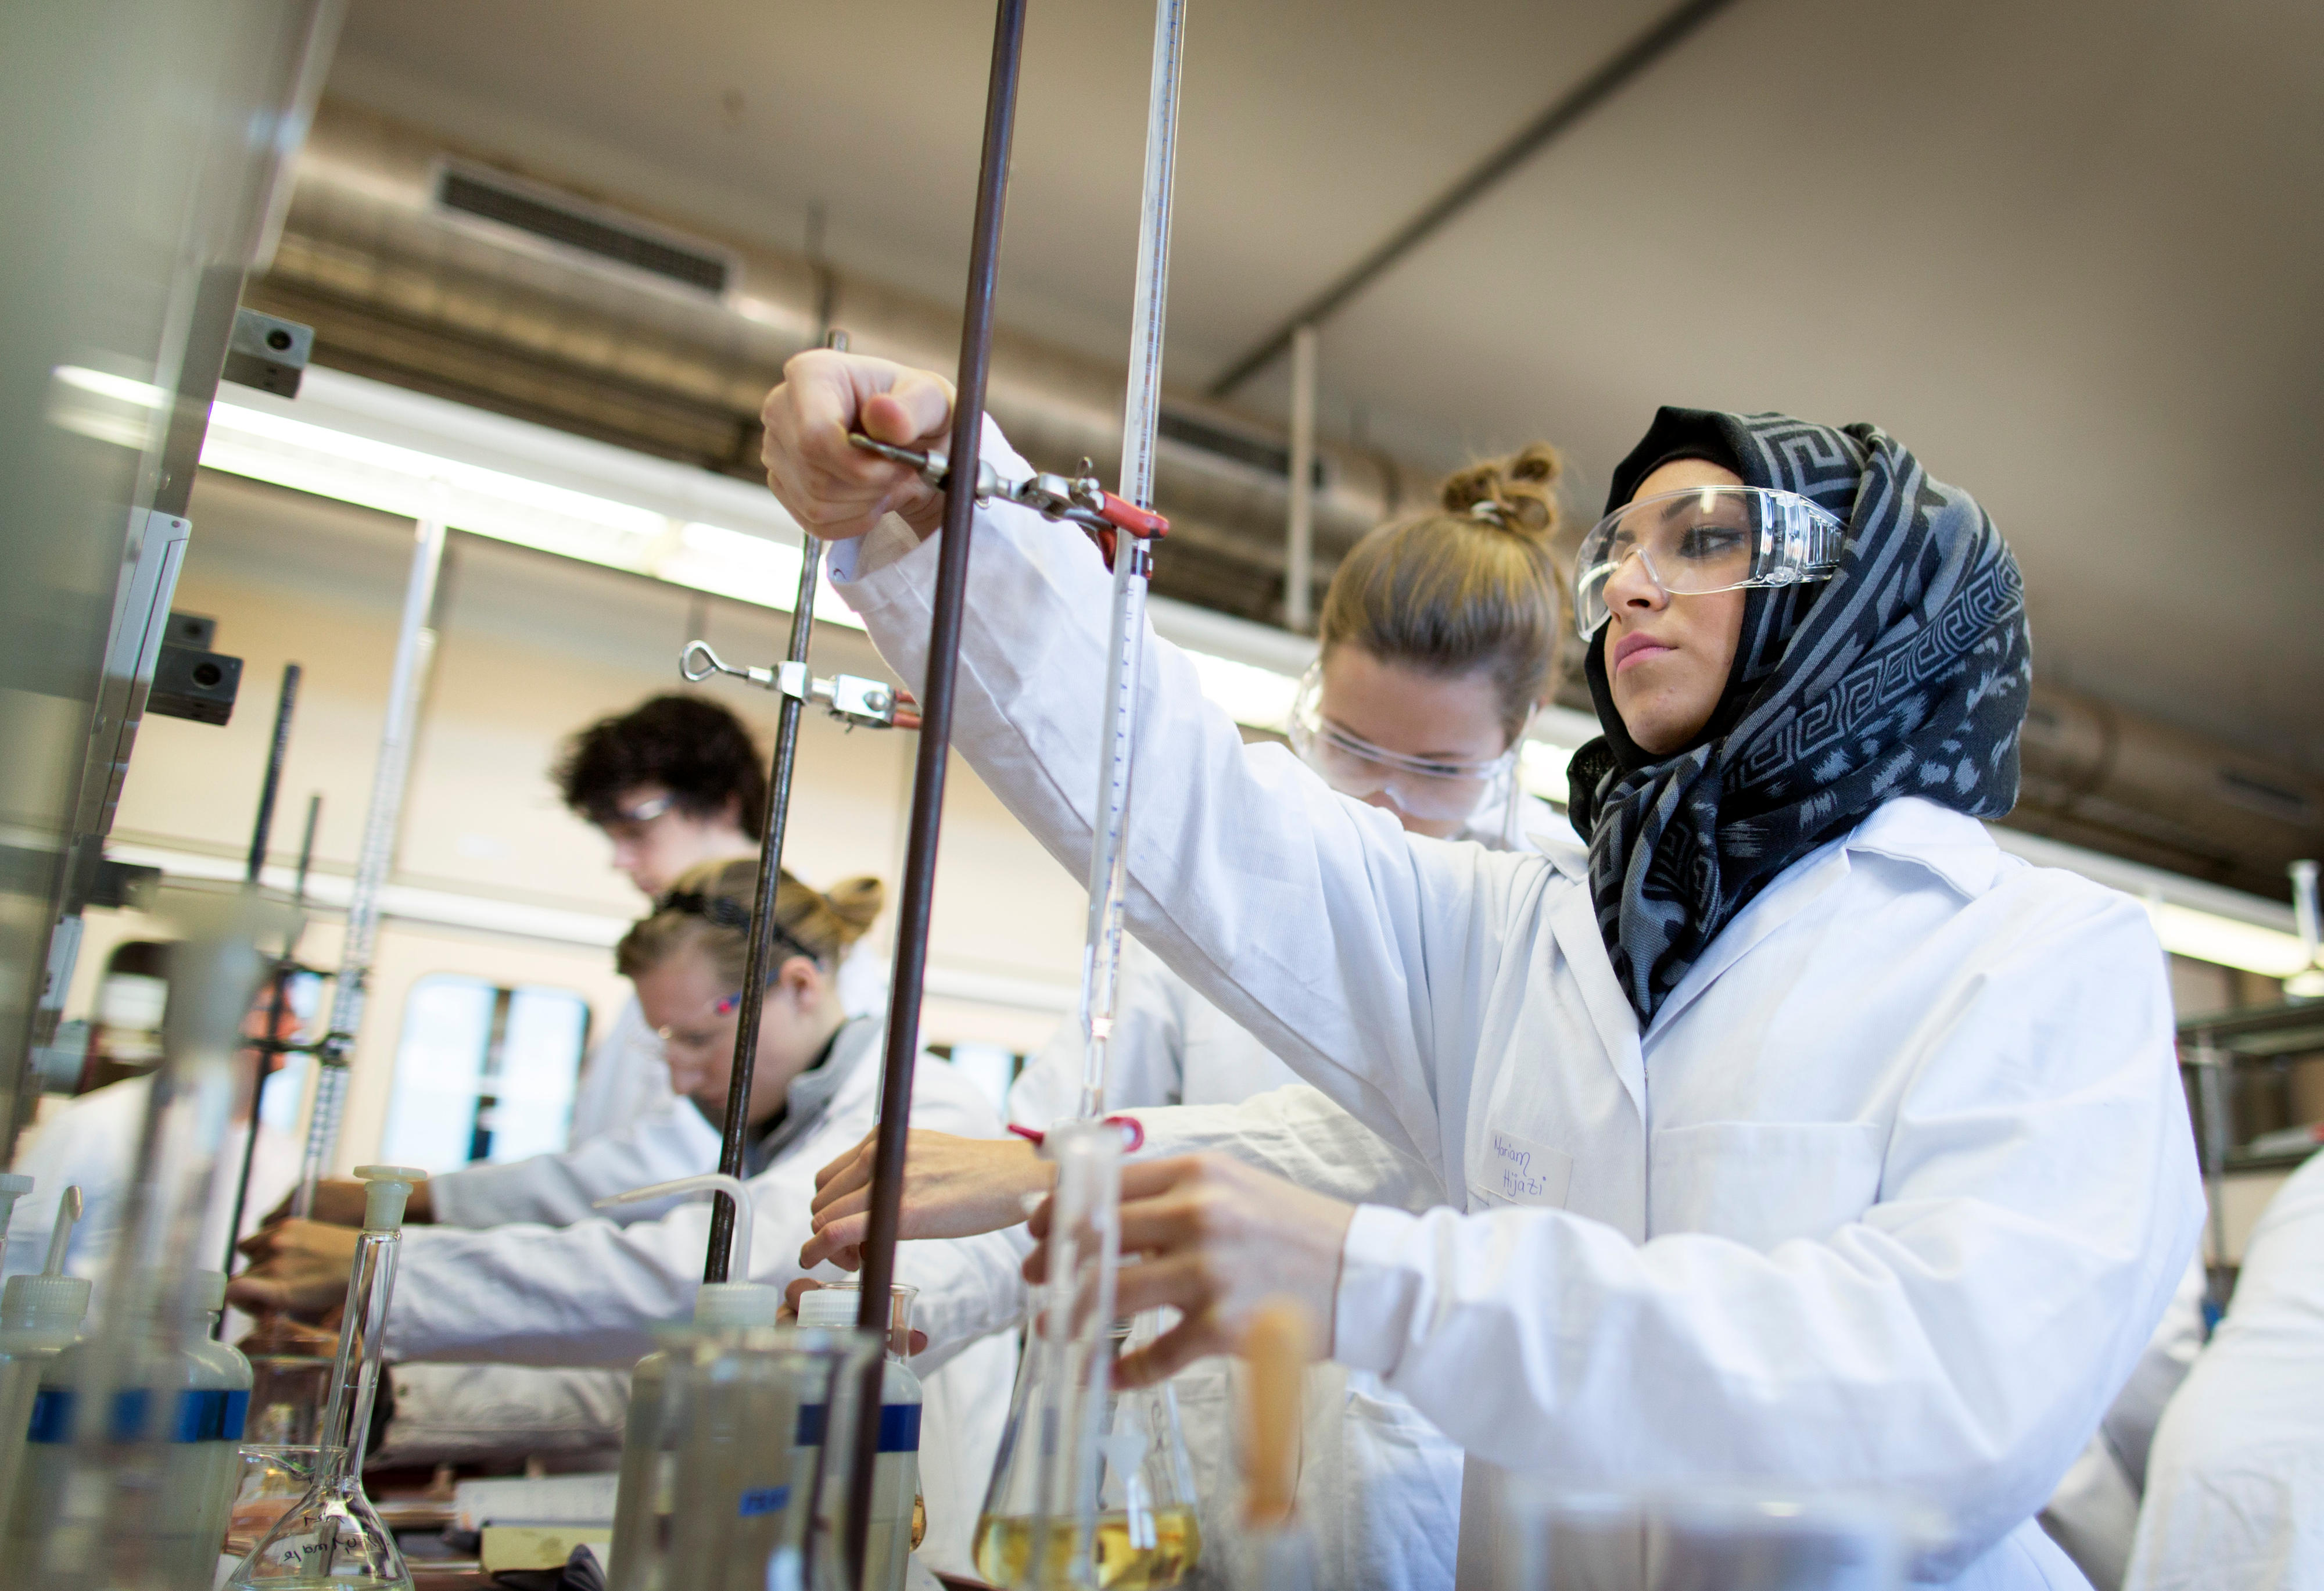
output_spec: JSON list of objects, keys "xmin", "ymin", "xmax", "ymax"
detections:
[{"xmin": 379, "ymin": 974, "xmax": 589, "ymax": 1173}]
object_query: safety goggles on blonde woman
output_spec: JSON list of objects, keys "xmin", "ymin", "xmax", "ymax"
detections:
[{"xmin": 1287, "ymin": 665, "xmax": 1523, "ymax": 825}]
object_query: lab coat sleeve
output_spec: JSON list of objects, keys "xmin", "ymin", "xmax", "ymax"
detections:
[
  {"xmin": 426, "ymin": 1097, "xmax": 721, "ymax": 1230},
  {"xmin": 1328, "ymin": 890, "xmax": 2203, "ymax": 1579},
  {"xmin": 381, "ymin": 1060, "xmax": 1028, "ymax": 1374},
  {"xmin": 373, "ymin": 1363, "xmax": 630, "ymax": 1467},
  {"xmin": 1129, "ymin": 1087, "xmax": 1447, "ymax": 1213},
  {"xmin": 834, "ymin": 424, "xmax": 1532, "ymax": 1185},
  {"xmin": 2125, "ymin": 1152, "xmax": 2324, "ymax": 1591}
]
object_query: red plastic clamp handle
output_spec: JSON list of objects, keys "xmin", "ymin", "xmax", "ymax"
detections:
[
  {"xmin": 1098, "ymin": 493, "xmax": 1169, "ymax": 539},
  {"xmin": 1006, "ymin": 1116, "xmax": 1145, "ymax": 1153}
]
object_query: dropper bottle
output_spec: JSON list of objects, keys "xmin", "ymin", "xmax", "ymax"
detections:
[
  {"xmin": 795, "ymin": 1280, "xmax": 924, "ymax": 1591},
  {"xmin": 0, "ymin": 1188, "xmax": 89, "ymax": 1535},
  {"xmin": 599, "ymin": 1173, "xmax": 787, "ymax": 1591},
  {"xmin": 226, "ymin": 1165, "xmax": 425, "ymax": 1591}
]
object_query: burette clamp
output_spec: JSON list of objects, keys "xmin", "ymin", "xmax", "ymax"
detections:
[
  {"xmin": 682, "ymin": 640, "xmax": 920, "ymax": 730},
  {"xmin": 845, "ymin": 433, "xmax": 1169, "ymax": 570}
]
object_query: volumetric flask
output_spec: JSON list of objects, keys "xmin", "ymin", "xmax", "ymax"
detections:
[
  {"xmin": 1498, "ymin": 1481, "xmax": 1916, "ymax": 1591},
  {"xmin": 228, "ymin": 1166, "xmax": 425, "ymax": 1591},
  {"xmin": 227, "ymin": 1445, "xmax": 320, "ymax": 1558}
]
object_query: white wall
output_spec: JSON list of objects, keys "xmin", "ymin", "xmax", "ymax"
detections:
[{"xmin": 80, "ymin": 467, "xmax": 1085, "ymax": 1170}]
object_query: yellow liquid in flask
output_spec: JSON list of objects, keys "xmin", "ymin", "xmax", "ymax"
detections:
[{"xmin": 971, "ymin": 1507, "xmax": 1201, "ymax": 1589}]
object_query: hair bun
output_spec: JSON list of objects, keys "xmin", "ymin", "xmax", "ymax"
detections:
[
  {"xmin": 823, "ymin": 876, "xmax": 886, "ymax": 936},
  {"xmin": 1437, "ymin": 443, "xmax": 1563, "ymax": 543}
]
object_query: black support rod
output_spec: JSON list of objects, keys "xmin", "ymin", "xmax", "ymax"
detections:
[
  {"xmin": 1206, "ymin": 0, "xmax": 1739, "ymax": 397},
  {"xmin": 704, "ymin": 327, "xmax": 851, "ymax": 1280},
  {"xmin": 846, "ymin": 0, "xmax": 1028, "ymax": 1579},
  {"xmin": 704, "ymin": 535, "xmax": 827, "ymax": 1281},
  {"xmin": 243, "ymin": 664, "xmax": 301, "ymax": 884},
  {"xmin": 220, "ymin": 790, "xmax": 320, "ymax": 1299}
]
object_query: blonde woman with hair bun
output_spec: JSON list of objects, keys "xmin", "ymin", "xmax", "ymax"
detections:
[
  {"xmin": 234, "ymin": 860, "xmax": 1024, "ymax": 1578},
  {"xmin": 805, "ymin": 447, "xmax": 1576, "ymax": 1591}
]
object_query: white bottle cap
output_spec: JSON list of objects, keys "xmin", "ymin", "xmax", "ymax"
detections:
[
  {"xmin": 694, "ymin": 1281, "xmax": 783, "ymax": 1330},
  {"xmin": 792, "ymin": 1282, "xmax": 861, "ymax": 1330},
  {"xmin": 194, "ymin": 1270, "xmax": 228, "ymax": 1314},
  {"xmin": 354, "ymin": 1165, "xmax": 428, "ymax": 1231},
  {"xmin": 1, "ymin": 1272, "xmax": 92, "ymax": 1341}
]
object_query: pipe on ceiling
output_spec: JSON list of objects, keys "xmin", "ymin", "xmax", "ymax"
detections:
[{"xmin": 257, "ymin": 98, "xmax": 1405, "ymax": 625}]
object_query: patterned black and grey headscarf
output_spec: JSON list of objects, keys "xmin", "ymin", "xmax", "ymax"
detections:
[{"xmin": 1565, "ymin": 407, "xmax": 2031, "ymax": 1023}]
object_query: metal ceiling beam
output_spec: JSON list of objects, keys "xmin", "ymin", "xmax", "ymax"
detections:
[{"xmin": 1206, "ymin": 0, "xmax": 1741, "ymax": 399}]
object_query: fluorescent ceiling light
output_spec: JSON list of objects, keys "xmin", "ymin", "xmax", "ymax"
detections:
[{"xmin": 2144, "ymin": 901, "xmax": 2312, "ymax": 980}]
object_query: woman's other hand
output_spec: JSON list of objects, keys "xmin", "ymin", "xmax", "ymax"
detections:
[
  {"xmin": 759, "ymin": 350, "xmax": 957, "ymax": 541},
  {"xmin": 227, "ymin": 1219, "xmax": 364, "ymax": 1317},
  {"xmin": 801, "ymin": 1129, "xmax": 1053, "ymax": 1271},
  {"xmin": 1025, "ymin": 1155, "xmax": 1354, "ymax": 1388}
]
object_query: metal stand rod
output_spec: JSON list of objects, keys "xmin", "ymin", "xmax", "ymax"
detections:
[
  {"xmin": 294, "ymin": 519, "xmax": 446, "ymax": 1214},
  {"xmin": 704, "ymin": 327, "xmax": 849, "ymax": 1282},
  {"xmin": 245, "ymin": 664, "xmax": 300, "ymax": 884},
  {"xmin": 1075, "ymin": 0, "xmax": 1186, "ymax": 1121},
  {"xmin": 1285, "ymin": 323, "xmax": 1317, "ymax": 632},
  {"xmin": 705, "ymin": 544, "xmax": 827, "ymax": 1280},
  {"xmin": 214, "ymin": 663, "xmax": 302, "ymax": 1316},
  {"xmin": 848, "ymin": 1, "xmax": 1028, "ymax": 1579},
  {"xmin": 222, "ymin": 793, "xmax": 320, "ymax": 1291}
]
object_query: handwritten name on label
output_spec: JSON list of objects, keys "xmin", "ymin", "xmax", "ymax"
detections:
[{"xmin": 1486, "ymin": 1130, "xmax": 1570, "ymax": 1207}]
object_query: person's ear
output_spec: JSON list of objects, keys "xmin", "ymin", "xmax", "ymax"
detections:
[
  {"xmin": 776, "ymin": 955, "xmax": 824, "ymax": 1010},
  {"xmin": 718, "ymin": 792, "xmax": 746, "ymax": 834}
]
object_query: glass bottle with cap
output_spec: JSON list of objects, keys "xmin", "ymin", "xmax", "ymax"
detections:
[
  {"xmin": 225, "ymin": 1164, "xmax": 426, "ymax": 1591},
  {"xmin": 161, "ymin": 1270, "xmax": 254, "ymax": 1589},
  {"xmin": 598, "ymin": 1173, "xmax": 874, "ymax": 1591},
  {"xmin": 794, "ymin": 1280, "xmax": 924, "ymax": 1591},
  {"xmin": 0, "ymin": 1187, "xmax": 90, "ymax": 1535}
]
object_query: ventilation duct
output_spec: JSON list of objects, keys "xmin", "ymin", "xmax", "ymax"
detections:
[
  {"xmin": 2014, "ymin": 685, "xmax": 2324, "ymax": 901},
  {"xmin": 433, "ymin": 162, "xmax": 739, "ymax": 299},
  {"xmin": 252, "ymin": 99, "xmax": 1401, "ymax": 628}
]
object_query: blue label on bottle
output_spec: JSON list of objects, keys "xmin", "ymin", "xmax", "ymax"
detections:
[
  {"xmin": 737, "ymin": 1485, "xmax": 791, "ymax": 1518},
  {"xmin": 108, "ymin": 1386, "xmax": 150, "ymax": 1441},
  {"xmin": 26, "ymin": 1386, "xmax": 252, "ymax": 1444},
  {"xmin": 27, "ymin": 1388, "xmax": 73, "ymax": 1443},
  {"xmin": 168, "ymin": 1388, "xmax": 251, "ymax": 1443},
  {"xmin": 792, "ymin": 1403, "xmax": 919, "ymax": 1452}
]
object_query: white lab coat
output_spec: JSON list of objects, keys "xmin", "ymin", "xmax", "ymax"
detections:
[
  {"xmin": 379, "ymin": 1016, "xmax": 1025, "ymax": 1576},
  {"xmin": 1007, "ymin": 795, "xmax": 1565, "ymax": 1591},
  {"xmin": 2037, "ymin": 1258, "xmax": 2207, "ymax": 1591},
  {"xmin": 2124, "ymin": 1151, "xmax": 2324, "ymax": 1591},
  {"xmin": 563, "ymin": 995, "xmax": 675, "ymax": 1149},
  {"xmin": 2, "ymin": 1074, "xmax": 300, "ymax": 1336},
  {"xmin": 826, "ymin": 419, "xmax": 2205, "ymax": 1590}
]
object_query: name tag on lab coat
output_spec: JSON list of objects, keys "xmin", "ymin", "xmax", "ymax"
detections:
[{"xmin": 1473, "ymin": 1129, "xmax": 1572, "ymax": 1210}]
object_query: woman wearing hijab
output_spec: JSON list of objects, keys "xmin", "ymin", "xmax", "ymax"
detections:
[{"xmin": 755, "ymin": 353, "xmax": 2203, "ymax": 1589}]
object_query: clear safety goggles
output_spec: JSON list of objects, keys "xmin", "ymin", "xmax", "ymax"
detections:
[
  {"xmin": 1574, "ymin": 485, "xmax": 1845, "ymax": 639},
  {"xmin": 1287, "ymin": 665, "xmax": 1522, "ymax": 825}
]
